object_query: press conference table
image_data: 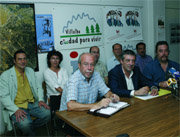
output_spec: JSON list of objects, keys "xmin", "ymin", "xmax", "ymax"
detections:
[{"xmin": 56, "ymin": 94, "xmax": 180, "ymax": 137}]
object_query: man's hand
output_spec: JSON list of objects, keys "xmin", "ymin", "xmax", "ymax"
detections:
[
  {"xmin": 110, "ymin": 94, "xmax": 120, "ymax": 103},
  {"xmin": 55, "ymin": 87, "xmax": 63, "ymax": 94},
  {"xmin": 38, "ymin": 101, "xmax": 50, "ymax": 109},
  {"xmin": 92, "ymin": 98, "xmax": 111, "ymax": 110},
  {"xmin": 150, "ymin": 86, "xmax": 159, "ymax": 96},
  {"xmin": 134, "ymin": 86, "xmax": 149, "ymax": 96},
  {"xmin": 159, "ymin": 81, "xmax": 168, "ymax": 88},
  {"xmin": 14, "ymin": 109, "xmax": 27, "ymax": 122}
]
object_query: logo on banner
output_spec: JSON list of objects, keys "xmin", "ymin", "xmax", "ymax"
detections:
[{"xmin": 60, "ymin": 12, "xmax": 102, "ymax": 46}]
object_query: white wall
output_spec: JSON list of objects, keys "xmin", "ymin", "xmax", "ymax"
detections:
[
  {"xmin": 165, "ymin": 0, "xmax": 180, "ymax": 64},
  {"xmin": 27, "ymin": 0, "xmax": 148, "ymax": 83},
  {"xmin": 0, "ymin": 0, "xmax": 163, "ymax": 134}
]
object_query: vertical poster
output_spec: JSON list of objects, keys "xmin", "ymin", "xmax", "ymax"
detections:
[
  {"xmin": 35, "ymin": 14, "xmax": 55, "ymax": 53},
  {"xmin": 103, "ymin": 6, "xmax": 143, "ymax": 43},
  {"xmin": 0, "ymin": 3, "xmax": 38, "ymax": 74}
]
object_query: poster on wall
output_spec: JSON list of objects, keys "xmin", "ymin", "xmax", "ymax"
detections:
[
  {"xmin": 53, "ymin": 5, "xmax": 103, "ymax": 50},
  {"xmin": 0, "ymin": 3, "xmax": 38, "ymax": 74},
  {"xmin": 35, "ymin": 14, "xmax": 55, "ymax": 53},
  {"xmin": 103, "ymin": 6, "xmax": 143, "ymax": 43},
  {"xmin": 170, "ymin": 23, "xmax": 180, "ymax": 44},
  {"xmin": 61, "ymin": 45, "xmax": 106, "ymax": 75}
]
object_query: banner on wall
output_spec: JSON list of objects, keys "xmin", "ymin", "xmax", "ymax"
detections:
[
  {"xmin": 103, "ymin": 6, "xmax": 143, "ymax": 43},
  {"xmin": 36, "ymin": 14, "xmax": 55, "ymax": 53},
  {"xmin": 53, "ymin": 5, "xmax": 103, "ymax": 50},
  {"xmin": 61, "ymin": 46, "xmax": 106, "ymax": 75}
]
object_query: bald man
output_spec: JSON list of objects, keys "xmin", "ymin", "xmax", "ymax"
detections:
[{"xmin": 60, "ymin": 53, "xmax": 119, "ymax": 111}]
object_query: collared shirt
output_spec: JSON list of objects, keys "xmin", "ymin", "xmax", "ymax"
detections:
[
  {"xmin": 107, "ymin": 55, "xmax": 120, "ymax": 71},
  {"xmin": 95, "ymin": 60, "xmax": 108, "ymax": 82},
  {"xmin": 122, "ymin": 68, "xmax": 135, "ymax": 96},
  {"xmin": 14, "ymin": 67, "xmax": 34, "ymax": 109},
  {"xmin": 44, "ymin": 67, "xmax": 68, "ymax": 98},
  {"xmin": 143, "ymin": 59, "xmax": 180, "ymax": 86},
  {"xmin": 135, "ymin": 54, "xmax": 153, "ymax": 73},
  {"xmin": 60, "ymin": 69, "xmax": 110, "ymax": 111}
]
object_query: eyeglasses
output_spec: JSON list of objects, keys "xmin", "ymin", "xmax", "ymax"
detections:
[{"xmin": 82, "ymin": 62, "xmax": 95, "ymax": 67}]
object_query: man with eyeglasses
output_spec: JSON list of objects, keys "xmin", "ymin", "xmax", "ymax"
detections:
[
  {"xmin": 143, "ymin": 41, "xmax": 180, "ymax": 88},
  {"xmin": 60, "ymin": 53, "xmax": 119, "ymax": 111},
  {"xmin": 89, "ymin": 46, "xmax": 108, "ymax": 85}
]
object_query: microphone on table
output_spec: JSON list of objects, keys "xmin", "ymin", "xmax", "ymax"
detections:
[
  {"xmin": 167, "ymin": 67, "xmax": 180, "ymax": 88},
  {"xmin": 167, "ymin": 68, "xmax": 180, "ymax": 98}
]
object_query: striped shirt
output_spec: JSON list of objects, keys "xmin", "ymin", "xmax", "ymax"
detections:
[{"xmin": 60, "ymin": 69, "xmax": 110, "ymax": 111}]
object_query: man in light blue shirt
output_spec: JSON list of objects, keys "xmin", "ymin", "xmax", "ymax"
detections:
[
  {"xmin": 107, "ymin": 43, "xmax": 122, "ymax": 71},
  {"xmin": 60, "ymin": 53, "xmax": 119, "ymax": 111}
]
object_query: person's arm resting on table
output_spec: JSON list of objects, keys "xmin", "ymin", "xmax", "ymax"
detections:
[{"xmin": 67, "ymin": 91, "xmax": 119, "ymax": 111}]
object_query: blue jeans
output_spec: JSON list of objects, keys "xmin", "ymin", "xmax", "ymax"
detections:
[{"xmin": 11, "ymin": 101, "xmax": 50, "ymax": 136}]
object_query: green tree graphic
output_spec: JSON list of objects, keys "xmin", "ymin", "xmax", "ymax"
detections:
[
  {"xmin": 91, "ymin": 25, "xmax": 94, "ymax": 33},
  {"xmin": 86, "ymin": 26, "xmax": 89, "ymax": 34},
  {"xmin": 96, "ymin": 23, "xmax": 100, "ymax": 33}
]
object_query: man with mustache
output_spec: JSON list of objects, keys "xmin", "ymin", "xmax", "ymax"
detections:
[
  {"xmin": 60, "ymin": 53, "xmax": 119, "ymax": 111},
  {"xmin": 108, "ymin": 50, "xmax": 158, "ymax": 97},
  {"xmin": 135, "ymin": 42, "xmax": 153, "ymax": 73},
  {"xmin": 143, "ymin": 41, "xmax": 180, "ymax": 88}
]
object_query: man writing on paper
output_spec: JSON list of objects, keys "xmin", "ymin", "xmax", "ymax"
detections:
[
  {"xmin": 60, "ymin": 53, "xmax": 119, "ymax": 111},
  {"xmin": 143, "ymin": 41, "xmax": 180, "ymax": 88},
  {"xmin": 108, "ymin": 50, "xmax": 158, "ymax": 97}
]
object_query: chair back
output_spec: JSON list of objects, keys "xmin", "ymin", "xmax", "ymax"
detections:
[{"xmin": 42, "ymin": 81, "xmax": 48, "ymax": 103}]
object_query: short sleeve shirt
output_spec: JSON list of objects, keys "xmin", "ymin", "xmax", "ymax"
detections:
[{"xmin": 60, "ymin": 69, "xmax": 110, "ymax": 111}]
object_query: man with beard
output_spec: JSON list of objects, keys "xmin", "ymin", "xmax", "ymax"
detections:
[
  {"xmin": 108, "ymin": 50, "xmax": 158, "ymax": 97},
  {"xmin": 60, "ymin": 53, "xmax": 119, "ymax": 111},
  {"xmin": 135, "ymin": 42, "xmax": 153, "ymax": 73},
  {"xmin": 89, "ymin": 46, "xmax": 108, "ymax": 85},
  {"xmin": 143, "ymin": 41, "xmax": 180, "ymax": 88}
]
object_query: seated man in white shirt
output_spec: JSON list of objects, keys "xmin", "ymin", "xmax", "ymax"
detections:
[{"xmin": 107, "ymin": 43, "xmax": 122, "ymax": 71}]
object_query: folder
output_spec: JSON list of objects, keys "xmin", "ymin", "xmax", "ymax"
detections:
[{"xmin": 88, "ymin": 101, "xmax": 130, "ymax": 118}]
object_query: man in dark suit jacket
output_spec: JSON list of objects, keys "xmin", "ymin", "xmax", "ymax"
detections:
[{"xmin": 108, "ymin": 50, "xmax": 158, "ymax": 97}]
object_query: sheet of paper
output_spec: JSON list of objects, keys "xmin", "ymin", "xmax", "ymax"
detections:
[{"xmin": 135, "ymin": 89, "xmax": 171, "ymax": 100}]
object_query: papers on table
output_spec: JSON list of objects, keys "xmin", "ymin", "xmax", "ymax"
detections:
[
  {"xmin": 89, "ymin": 101, "xmax": 129, "ymax": 118},
  {"xmin": 135, "ymin": 88, "xmax": 171, "ymax": 100}
]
